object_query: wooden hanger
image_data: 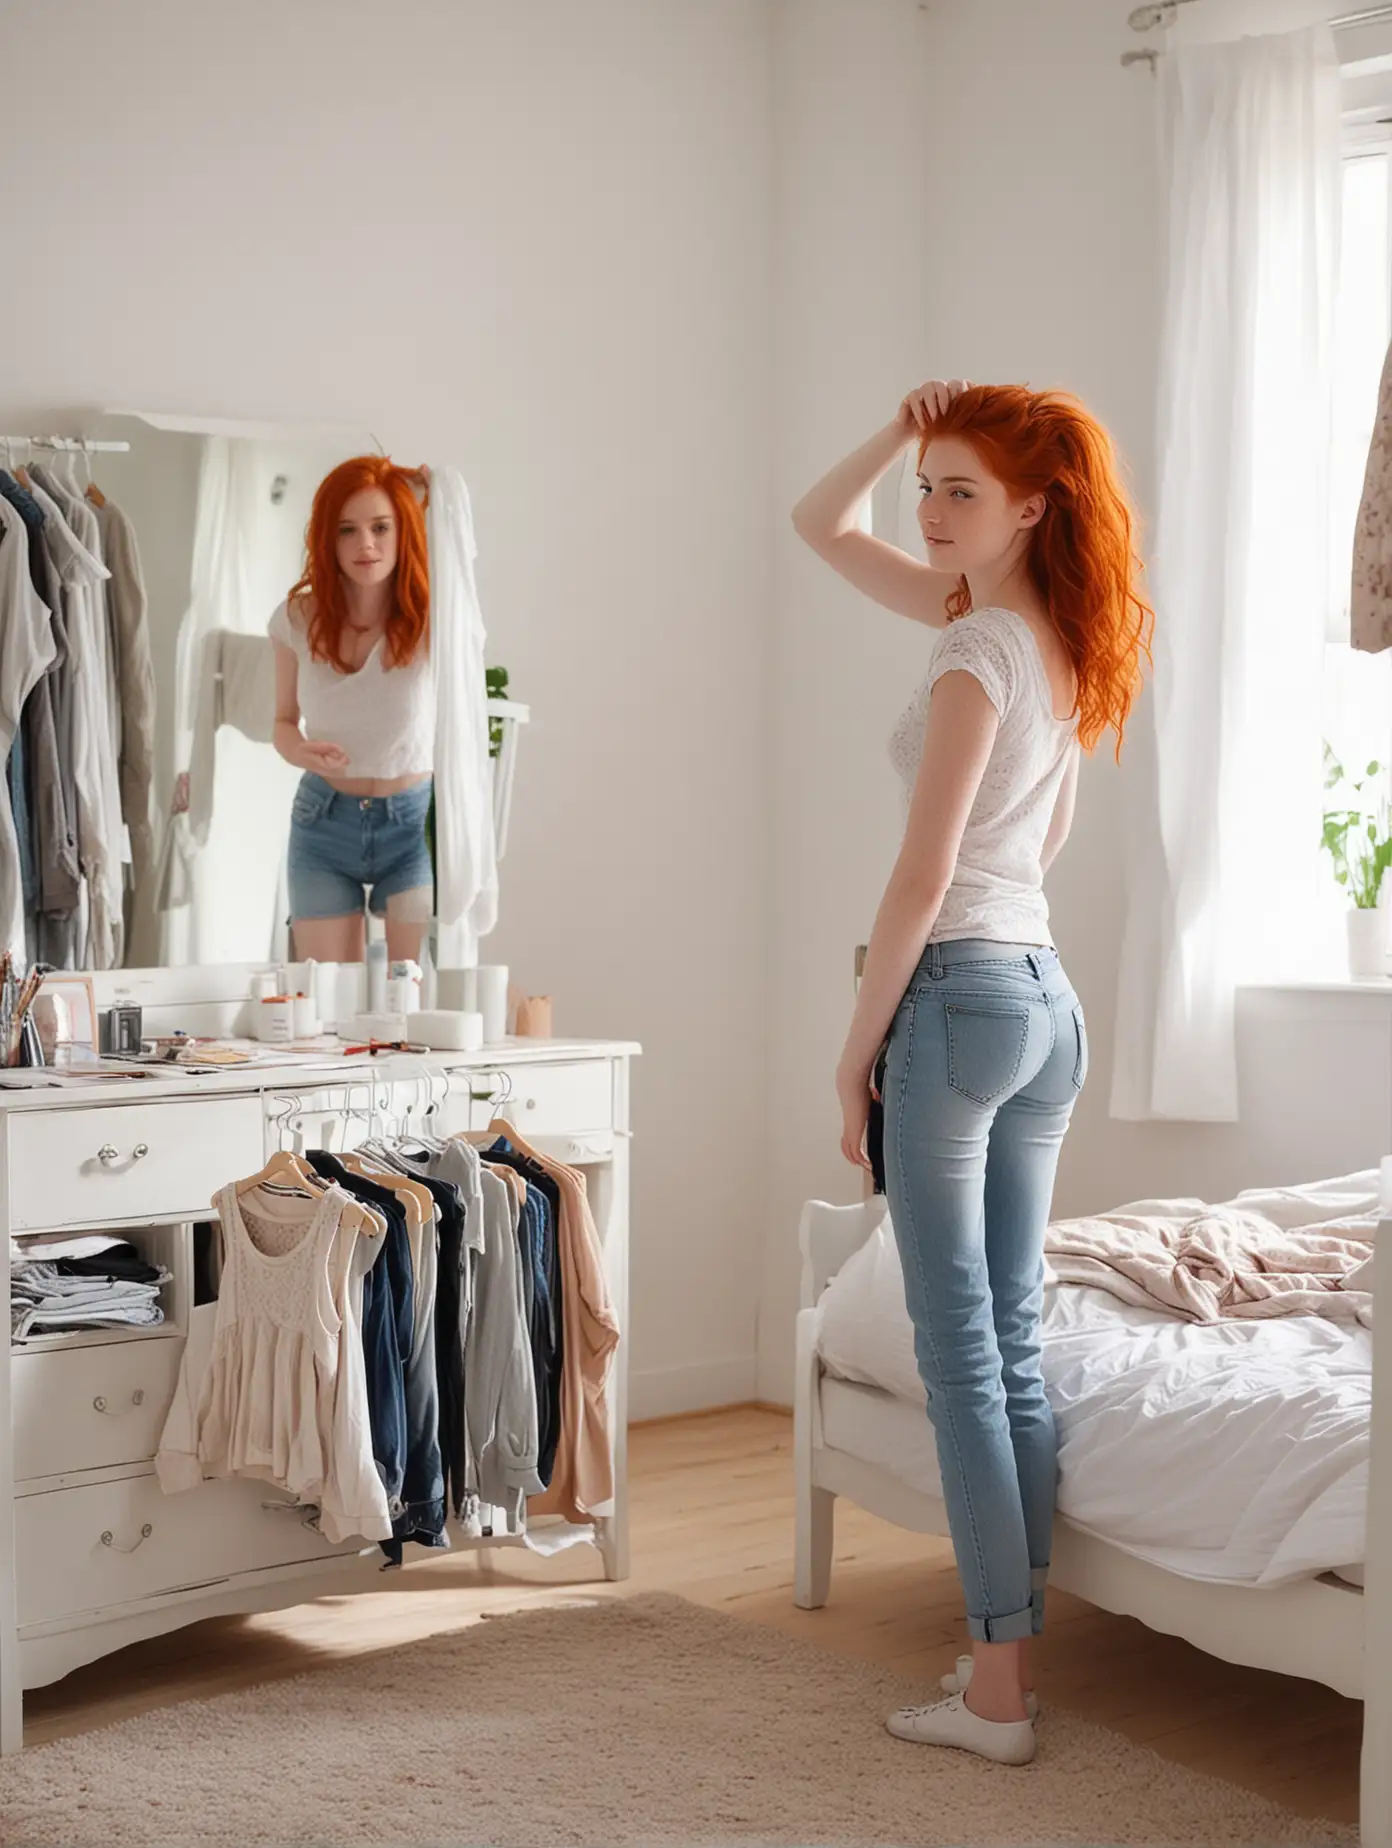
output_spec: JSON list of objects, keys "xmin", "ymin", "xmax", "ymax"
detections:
[
  {"xmin": 234, "ymin": 1150, "xmax": 322, "ymax": 1199},
  {"xmin": 231, "ymin": 1150, "xmax": 380, "ymax": 1242},
  {"xmin": 85, "ymin": 479, "xmax": 107, "ymax": 510},
  {"xmin": 337, "ymin": 1151, "xmax": 434, "ymax": 1231}
]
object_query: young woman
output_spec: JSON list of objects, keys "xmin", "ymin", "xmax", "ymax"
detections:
[
  {"xmin": 271, "ymin": 456, "xmax": 434, "ymax": 965},
  {"xmin": 792, "ymin": 378, "xmax": 1152, "ymax": 1767}
]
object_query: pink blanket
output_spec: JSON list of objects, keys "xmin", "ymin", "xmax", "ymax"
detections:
[{"xmin": 1044, "ymin": 1207, "xmax": 1374, "ymax": 1326}]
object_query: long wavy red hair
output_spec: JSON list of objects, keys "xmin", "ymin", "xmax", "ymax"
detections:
[
  {"xmin": 289, "ymin": 456, "xmax": 430, "ymax": 672},
  {"xmin": 921, "ymin": 387, "xmax": 1153, "ymax": 757}
]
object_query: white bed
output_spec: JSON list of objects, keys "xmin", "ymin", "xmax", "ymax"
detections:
[{"xmin": 791, "ymin": 1171, "xmax": 1392, "ymax": 1848}]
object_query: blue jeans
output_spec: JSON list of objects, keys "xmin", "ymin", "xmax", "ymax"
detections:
[
  {"xmin": 287, "ymin": 774, "xmax": 433, "ymax": 921},
  {"xmin": 882, "ymin": 938, "xmax": 1087, "ymax": 1644}
]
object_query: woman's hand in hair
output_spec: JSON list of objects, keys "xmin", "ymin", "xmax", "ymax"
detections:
[{"xmin": 898, "ymin": 378, "xmax": 970, "ymax": 434}]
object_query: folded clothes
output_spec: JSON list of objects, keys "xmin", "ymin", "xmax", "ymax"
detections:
[{"xmin": 10, "ymin": 1251, "xmax": 172, "ymax": 1341}]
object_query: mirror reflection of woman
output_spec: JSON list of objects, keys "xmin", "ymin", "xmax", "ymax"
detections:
[{"xmin": 271, "ymin": 457, "xmax": 434, "ymax": 966}]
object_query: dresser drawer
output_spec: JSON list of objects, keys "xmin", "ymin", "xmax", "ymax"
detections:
[
  {"xmin": 482, "ymin": 1061, "xmax": 613, "ymax": 1135},
  {"xmin": 16, "ymin": 1473, "xmax": 368, "ymax": 1627},
  {"xmin": 8, "ymin": 1096, "xmax": 264, "ymax": 1231},
  {"xmin": 13, "ymin": 1338, "xmax": 185, "ymax": 1483}
]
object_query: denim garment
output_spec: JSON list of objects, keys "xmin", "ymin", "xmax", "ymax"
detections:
[
  {"xmin": 307, "ymin": 1153, "xmax": 443, "ymax": 1560},
  {"xmin": 882, "ymin": 938, "xmax": 1087, "ymax": 1645},
  {"xmin": 287, "ymin": 773, "xmax": 433, "ymax": 921},
  {"xmin": 386, "ymin": 1160, "xmax": 470, "ymax": 1523},
  {"xmin": 485, "ymin": 1138, "xmax": 563, "ymax": 1487},
  {"xmin": 305, "ymin": 1153, "xmax": 412, "ymax": 1523},
  {"xmin": 379, "ymin": 1162, "xmax": 464, "ymax": 1555},
  {"xmin": 7, "ymin": 721, "xmax": 36, "ymax": 929}
]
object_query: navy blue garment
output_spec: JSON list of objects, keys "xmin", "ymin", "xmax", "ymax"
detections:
[
  {"xmin": 383, "ymin": 1155, "xmax": 470, "ymax": 1524},
  {"xmin": 307, "ymin": 1154, "xmax": 445, "ymax": 1561},
  {"xmin": 484, "ymin": 1137, "xmax": 564, "ymax": 1489},
  {"xmin": 7, "ymin": 721, "xmax": 36, "ymax": 931},
  {"xmin": 0, "ymin": 472, "xmax": 50, "ymax": 948},
  {"xmin": 305, "ymin": 1153, "xmax": 412, "ymax": 1535}
]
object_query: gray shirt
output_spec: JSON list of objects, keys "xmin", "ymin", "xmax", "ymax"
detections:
[{"xmin": 404, "ymin": 1139, "xmax": 541, "ymax": 1533}]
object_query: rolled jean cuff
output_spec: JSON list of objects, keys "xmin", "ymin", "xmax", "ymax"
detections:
[{"xmin": 967, "ymin": 1603, "xmax": 1036, "ymax": 1644}]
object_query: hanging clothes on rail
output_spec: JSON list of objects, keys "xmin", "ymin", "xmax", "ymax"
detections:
[
  {"xmin": 157, "ymin": 1118, "xmax": 618, "ymax": 1558},
  {"xmin": 0, "ymin": 457, "xmax": 155, "ymax": 968},
  {"xmin": 0, "ymin": 496, "xmax": 57, "ymax": 963},
  {"xmin": 0, "ymin": 470, "xmax": 78, "ymax": 964}
]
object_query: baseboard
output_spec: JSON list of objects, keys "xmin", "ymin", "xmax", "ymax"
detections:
[
  {"xmin": 628, "ymin": 1399, "xmax": 793, "ymax": 1430},
  {"xmin": 628, "ymin": 1354, "xmax": 757, "ymax": 1423}
]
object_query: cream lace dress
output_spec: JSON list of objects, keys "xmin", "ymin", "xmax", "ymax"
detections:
[{"xmin": 156, "ymin": 1181, "xmax": 392, "ymax": 1545}]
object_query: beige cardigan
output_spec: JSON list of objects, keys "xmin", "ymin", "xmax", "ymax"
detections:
[{"xmin": 1352, "ymin": 336, "xmax": 1392, "ymax": 653}]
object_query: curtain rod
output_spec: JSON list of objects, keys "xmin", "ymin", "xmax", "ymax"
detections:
[
  {"xmin": 1124, "ymin": 3, "xmax": 1392, "ymax": 67},
  {"xmin": 1130, "ymin": 2, "xmax": 1392, "ymax": 32}
]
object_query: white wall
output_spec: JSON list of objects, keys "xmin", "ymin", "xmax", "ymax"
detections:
[
  {"xmin": 758, "ymin": 0, "xmax": 1392, "ymax": 1402},
  {"xmin": 4, "ymin": 0, "xmax": 1382, "ymax": 1422},
  {"xmin": 0, "ymin": 0, "xmax": 775, "ymax": 1420}
]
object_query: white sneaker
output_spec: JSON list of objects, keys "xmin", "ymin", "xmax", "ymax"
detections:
[
  {"xmin": 886, "ymin": 1692, "xmax": 1036, "ymax": 1766},
  {"xmin": 939, "ymin": 1653, "xmax": 1040, "ymax": 1720}
]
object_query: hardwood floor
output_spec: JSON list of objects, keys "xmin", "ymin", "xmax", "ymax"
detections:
[{"xmin": 21, "ymin": 1408, "xmax": 1361, "ymax": 1828}]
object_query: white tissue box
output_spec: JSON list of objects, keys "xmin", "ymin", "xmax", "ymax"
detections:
[
  {"xmin": 346, "ymin": 1011, "xmax": 409, "ymax": 1043},
  {"xmin": 412, "ymin": 1009, "xmax": 485, "ymax": 1051}
]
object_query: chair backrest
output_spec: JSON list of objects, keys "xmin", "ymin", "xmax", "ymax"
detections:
[{"xmin": 797, "ymin": 1195, "xmax": 889, "ymax": 1311}]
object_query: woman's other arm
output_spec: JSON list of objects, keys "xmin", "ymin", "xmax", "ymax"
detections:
[
  {"xmin": 835, "ymin": 670, "xmax": 999, "ymax": 1166},
  {"xmin": 272, "ymin": 640, "xmax": 349, "ymax": 776}
]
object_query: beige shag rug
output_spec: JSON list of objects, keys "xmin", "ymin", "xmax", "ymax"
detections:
[{"xmin": 0, "ymin": 1592, "xmax": 1357, "ymax": 1847}]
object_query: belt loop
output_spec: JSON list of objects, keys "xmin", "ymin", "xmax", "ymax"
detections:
[
  {"xmin": 929, "ymin": 942, "xmax": 944, "ymax": 981},
  {"xmin": 1026, "ymin": 950, "xmax": 1043, "ymax": 979}
]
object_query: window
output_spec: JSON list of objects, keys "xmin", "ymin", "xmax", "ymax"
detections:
[{"xmin": 1318, "ymin": 146, "xmax": 1392, "ymax": 965}]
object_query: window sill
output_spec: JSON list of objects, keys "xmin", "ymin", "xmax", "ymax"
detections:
[{"xmin": 1239, "ymin": 978, "xmax": 1392, "ymax": 996}]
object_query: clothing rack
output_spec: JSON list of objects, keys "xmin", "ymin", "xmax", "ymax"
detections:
[
  {"xmin": 1124, "ymin": 2, "xmax": 1392, "ymax": 68},
  {"xmin": 0, "ymin": 436, "xmax": 130, "ymax": 454}
]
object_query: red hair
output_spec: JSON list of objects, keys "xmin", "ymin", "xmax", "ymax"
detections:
[
  {"xmin": 920, "ymin": 387, "xmax": 1153, "ymax": 757},
  {"xmin": 289, "ymin": 455, "xmax": 430, "ymax": 672}
]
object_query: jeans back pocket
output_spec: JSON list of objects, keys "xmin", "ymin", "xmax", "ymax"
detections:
[
  {"xmin": 1071, "ymin": 1003, "xmax": 1089, "ymax": 1092},
  {"xmin": 945, "ymin": 1003, "xmax": 1031, "ymax": 1106}
]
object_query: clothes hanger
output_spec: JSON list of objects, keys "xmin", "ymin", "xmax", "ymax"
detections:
[
  {"xmin": 238, "ymin": 1148, "xmax": 386, "ymax": 1245},
  {"xmin": 233, "ymin": 1149, "xmax": 324, "ymax": 1200},
  {"xmin": 82, "ymin": 440, "xmax": 106, "ymax": 510}
]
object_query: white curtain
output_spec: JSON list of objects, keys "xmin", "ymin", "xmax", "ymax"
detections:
[
  {"xmin": 155, "ymin": 438, "xmax": 300, "ymax": 967},
  {"xmin": 429, "ymin": 463, "xmax": 498, "ymax": 970},
  {"xmin": 1111, "ymin": 24, "xmax": 1340, "ymax": 1123}
]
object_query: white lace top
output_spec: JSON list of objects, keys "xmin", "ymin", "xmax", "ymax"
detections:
[
  {"xmin": 155, "ymin": 1181, "xmax": 392, "ymax": 1545},
  {"xmin": 887, "ymin": 607, "xmax": 1079, "ymax": 947}
]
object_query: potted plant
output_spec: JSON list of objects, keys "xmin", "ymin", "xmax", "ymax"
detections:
[{"xmin": 1321, "ymin": 744, "xmax": 1392, "ymax": 979}]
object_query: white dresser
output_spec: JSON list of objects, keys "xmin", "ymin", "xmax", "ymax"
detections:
[{"xmin": 0, "ymin": 1034, "xmax": 638, "ymax": 1754}]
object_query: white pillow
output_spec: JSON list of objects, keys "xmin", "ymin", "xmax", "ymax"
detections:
[{"xmin": 814, "ymin": 1211, "xmax": 924, "ymax": 1406}]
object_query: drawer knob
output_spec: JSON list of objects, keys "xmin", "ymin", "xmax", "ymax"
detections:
[
  {"xmin": 101, "ymin": 1523, "xmax": 153, "ymax": 1554},
  {"xmin": 95, "ymin": 1142, "xmax": 150, "ymax": 1169},
  {"xmin": 93, "ymin": 1391, "xmax": 146, "ymax": 1415},
  {"xmin": 526, "ymin": 1097, "xmax": 536, "ymax": 1110}
]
